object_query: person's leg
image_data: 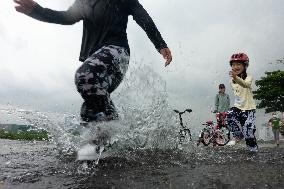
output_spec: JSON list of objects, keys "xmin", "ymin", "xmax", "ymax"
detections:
[
  {"xmin": 272, "ymin": 129, "xmax": 277, "ymax": 144},
  {"xmin": 96, "ymin": 45, "xmax": 130, "ymax": 118},
  {"xmin": 273, "ymin": 129, "xmax": 280, "ymax": 146},
  {"xmin": 242, "ymin": 110, "xmax": 258, "ymax": 150},
  {"xmin": 75, "ymin": 45, "xmax": 129, "ymax": 122},
  {"xmin": 227, "ymin": 108, "xmax": 243, "ymax": 140},
  {"xmin": 277, "ymin": 129, "xmax": 280, "ymax": 146}
]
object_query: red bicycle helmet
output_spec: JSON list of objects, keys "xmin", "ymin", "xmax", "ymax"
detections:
[{"xmin": 230, "ymin": 53, "xmax": 249, "ymax": 67}]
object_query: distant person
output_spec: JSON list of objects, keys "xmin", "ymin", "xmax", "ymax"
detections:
[
  {"xmin": 268, "ymin": 112, "xmax": 281, "ymax": 147},
  {"xmin": 226, "ymin": 53, "xmax": 258, "ymax": 152},
  {"xmin": 280, "ymin": 113, "xmax": 284, "ymax": 137},
  {"xmin": 14, "ymin": 0, "xmax": 172, "ymax": 123},
  {"xmin": 214, "ymin": 84, "xmax": 230, "ymax": 113}
]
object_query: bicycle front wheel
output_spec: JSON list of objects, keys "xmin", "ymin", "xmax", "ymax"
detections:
[
  {"xmin": 215, "ymin": 127, "xmax": 230, "ymax": 146},
  {"xmin": 201, "ymin": 130, "xmax": 211, "ymax": 146}
]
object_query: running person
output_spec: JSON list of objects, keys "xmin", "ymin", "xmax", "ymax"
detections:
[
  {"xmin": 14, "ymin": 0, "xmax": 172, "ymax": 122},
  {"xmin": 227, "ymin": 53, "xmax": 258, "ymax": 152},
  {"xmin": 268, "ymin": 112, "xmax": 281, "ymax": 147}
]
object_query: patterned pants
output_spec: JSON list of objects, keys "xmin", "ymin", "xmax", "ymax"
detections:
[
  {"xmin": 227, "ymin": 107, "xmax": 258, "ymax": 148},
  {"xmin": 75, "ymin": 45, "xmax": 130, "ymax": 122}
]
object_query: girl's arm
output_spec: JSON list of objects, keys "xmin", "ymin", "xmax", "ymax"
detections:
[
  {"xmin": 14, "ymin": 0, "xmax": 84, "ymax": 25},
  {"xmin": 233, "ymin": 76, "xmax": 253, "ymax": 88}
]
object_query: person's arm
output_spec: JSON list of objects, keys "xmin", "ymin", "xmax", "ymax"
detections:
[
  {"xmin": 128, "ymin": 0, "xmax": 172, "ymax": 66},
  {"xmin": 278, "ymin": 118, "xmax": 282, "ymax": 127},
  {"xmin": 268, "ymin": 119, "xmax": 272, "ymax": 127},
  {"xmin": 14, "ymin": 0, "xmax": 84, "ymax": 25},
  {"xmin": 215, "ymin": 94, "xmax": 219, "ymax": 112},
  {"xmin": 228, "ymin": 95, "xmax": 231, "ymax": 108},
  {"xmin": 233, "ymin": 76, "xmax": 253, "ymax": 88},
  {"xmin": 230, "ymin": 70, "xmax": 253, "ymax": 88},
  {"xmin": 227, "ymin": 94, "xmax": 231, "ymax": 110}
]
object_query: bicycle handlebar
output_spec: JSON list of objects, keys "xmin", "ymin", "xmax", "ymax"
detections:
[{"xmin": 173, "ymin": 109, "xmax": 192, "ymax": 115}]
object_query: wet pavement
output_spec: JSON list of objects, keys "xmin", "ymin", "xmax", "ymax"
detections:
[{"xmin": 0, "ymin": 139, "xmax": 284, "ymax": 189}]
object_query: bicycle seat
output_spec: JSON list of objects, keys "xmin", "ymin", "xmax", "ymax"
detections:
[
  {"xmin": 202, "ymin": 120, "xmax": 213, "ymax": 125},
  {"xmin": 206, "ymin": 120, "xmax": 213, "ymax": 125}
]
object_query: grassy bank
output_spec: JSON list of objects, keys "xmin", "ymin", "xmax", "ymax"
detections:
[{"xmin": 0, "ymin": 129, "xmax": 49, "ymax": 141}]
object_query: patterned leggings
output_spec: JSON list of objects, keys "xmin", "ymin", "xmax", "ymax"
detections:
[
  {"xmin": 75, "ymin": 45, "xmax": 130, "ymax": 122},
  {"xmin": 227, "ymin": 107, "xmax": 258, "ymax": 148}
]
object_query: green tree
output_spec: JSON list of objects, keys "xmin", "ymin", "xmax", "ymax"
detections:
[{"xmin": 253, "ymin": 70, "xmax": 284, "ymax": 113}]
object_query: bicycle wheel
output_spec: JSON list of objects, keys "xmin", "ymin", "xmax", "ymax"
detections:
[
  {"xmin": 201, "ymin": 130, "xmax": 211, "ymax": 146},
  {"xmin": 184, "ymin": 128, "xmax": 192, "ymax": 140},
  {"xmin": 215, "ymin": 126, "xmax": 230, "ymax": 146}
]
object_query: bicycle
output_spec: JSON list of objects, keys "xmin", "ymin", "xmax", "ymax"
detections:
[
  {"xmin": 173, "ymin": 109, "xmax": 192, "ymax": 144},
  {"xmin": 197, "ymin": 112, "xmax": 230, "ymax": 146}
]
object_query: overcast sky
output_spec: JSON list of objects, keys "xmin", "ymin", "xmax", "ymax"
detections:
[{"xmin": 1, "ymin": 0, "xmax": 284, "ymax": 124}]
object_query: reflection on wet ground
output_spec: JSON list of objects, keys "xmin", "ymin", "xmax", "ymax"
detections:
[{"xmin": 0, "ymin": 139, "xmax": 284, "ymax": 189}]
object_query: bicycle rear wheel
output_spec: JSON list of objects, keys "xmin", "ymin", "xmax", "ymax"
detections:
[{"xmin": 215, "ymin": 126, "xmax": 230, "ymax": 146}]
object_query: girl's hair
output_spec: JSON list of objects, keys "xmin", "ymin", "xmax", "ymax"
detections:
[{"xmin": 219, "ymin": 84, "xmax": 225, "ymax": 89}]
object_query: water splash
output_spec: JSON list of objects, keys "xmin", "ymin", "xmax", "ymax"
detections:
[{"xmin": 0, "ymin": 64, "xmax": 192, "ymax": 164}]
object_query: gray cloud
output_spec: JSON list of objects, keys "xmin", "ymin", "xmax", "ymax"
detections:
[{"xmin": 1, "ymin": 0, "xmax": 283, "ymax": 125}]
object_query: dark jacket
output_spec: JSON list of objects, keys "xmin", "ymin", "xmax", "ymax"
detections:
[{"xmin": 29, "ymin": 0, "xmax": 168, "ymax": 62}]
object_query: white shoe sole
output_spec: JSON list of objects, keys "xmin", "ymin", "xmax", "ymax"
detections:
[
  {"xmin": 227, "ymin": 141, "xmax": 236, "ymax": 146},
  {"xmin": 77, "ymin": 144, "xmax": 100, "ymax": 161}
]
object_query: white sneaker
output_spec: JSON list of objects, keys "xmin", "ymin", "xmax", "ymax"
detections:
[
  {"xmin": 248, "ymin": 146, "xmax": 258, "ymax": 153},
  {"xmin": 227, "ymin": 140, "xmax": 236, "ymax": 146},
  {"xmin": 77, "ymin": 143, "xmax": 100, "ymax": 161}
]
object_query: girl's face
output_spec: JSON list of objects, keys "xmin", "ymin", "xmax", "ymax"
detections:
[{"xmin": 231, "ymin": 62, "xmax": 245, "ymax": 75}]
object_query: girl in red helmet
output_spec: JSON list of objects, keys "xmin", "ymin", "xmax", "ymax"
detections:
[{"xmin": 227, "ymin": 53, "xmax": 258, "ymax": 152}]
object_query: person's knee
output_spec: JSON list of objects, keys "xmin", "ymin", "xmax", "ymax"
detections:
[
  {"xmin": 75, "ymin": 64, "xmax": 96, "ymax": 92},
  {"xmin": 233, "ymin": 131, "xmax": 243, "ymax": 139},
  {"xmin": 80, "ymin": 99, "xmax": 106, "ymax": 122}
]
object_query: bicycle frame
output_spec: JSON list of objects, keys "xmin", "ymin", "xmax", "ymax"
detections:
[{"xmin": 173, "ymin": 109, "xmax": 192, "ymax": 144}]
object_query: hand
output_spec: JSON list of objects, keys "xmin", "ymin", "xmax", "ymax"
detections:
[
  {"xmin": 229, "ymin": 69, "xmax": 237, "ymax": 79},
  {"xmin": 14, "ymin": 0, "xmax": 37, "ymax": 15},
  {"xmin": 160, "ymin": 48, "xmax": 172, "ymax": 67}
]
